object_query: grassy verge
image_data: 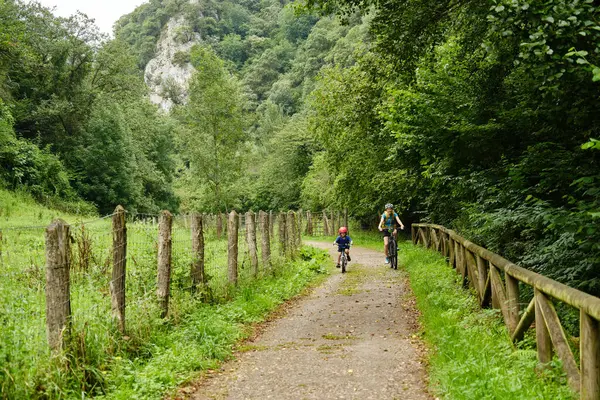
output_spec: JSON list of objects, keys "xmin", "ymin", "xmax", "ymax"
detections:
[
  {"xmin": 399, "ymin": 242, "xmax": 576, "ymax": 400},
  {"xmin": 101, "ymin": 246, "xmax": 330, "ymax": 399}
]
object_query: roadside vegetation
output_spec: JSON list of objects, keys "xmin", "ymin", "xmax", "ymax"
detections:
[
  {"xmin": 0, "ymin": 189, "xmax": 330, "ymax": 399},
  {"xmin": 399, "ymin": 242, "xmax": 576, "ymax": 400}
]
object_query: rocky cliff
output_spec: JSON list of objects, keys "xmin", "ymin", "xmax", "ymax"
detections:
[{"xmin": 144, "ymin": 13, "xmax": 201, "ymax": 112}]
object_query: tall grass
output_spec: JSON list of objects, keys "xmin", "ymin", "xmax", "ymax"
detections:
[{"xmin": 0, "ymin": 189, "xmax": 330, "ymax": 399}]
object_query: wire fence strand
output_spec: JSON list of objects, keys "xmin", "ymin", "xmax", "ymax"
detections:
[{"xmin": 0, "ymin": 208, "xmax": 337, "ymax": 396}]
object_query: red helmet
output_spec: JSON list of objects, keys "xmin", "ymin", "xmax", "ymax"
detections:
[{"xmin": 339, "ymin": 227, "xmax": 348, "ymax": 233}]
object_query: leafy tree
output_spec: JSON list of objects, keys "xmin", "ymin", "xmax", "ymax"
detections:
[
  {"xmin": 176, "ymin": 46, "xmax": 247, "ymax": 212},
  {"xmin": 70, "ymin": 95, "xmax": 139, "ymax": 213},
  {"xmin": 251, "ymin": 113, "xmax": 316, "ymax": 209}
]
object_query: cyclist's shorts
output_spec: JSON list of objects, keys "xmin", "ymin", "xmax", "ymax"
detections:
[
  {"xmin": 337, "ymin": 246, "xmax": 349, "ymax": 252},
  {"xmin": 382, "ymin": 228, "xmax": 396, "ymax": 238}
]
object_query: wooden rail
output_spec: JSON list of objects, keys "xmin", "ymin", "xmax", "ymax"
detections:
[{"xmin": 412, "ymin": 223, "xmax": 600, "ymax": 399}]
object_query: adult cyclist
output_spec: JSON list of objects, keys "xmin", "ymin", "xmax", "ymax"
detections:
[{"xmin": 378, "ymin": 203, "xmax": 405, "ymax": 264}]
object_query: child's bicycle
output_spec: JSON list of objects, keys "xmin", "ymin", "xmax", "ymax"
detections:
[
  {"xmin": 334, "ymin": 244, "xmax": 349, "ymax": 273},
  {"xmin": 386, "ymin": 228, "xmax": 400, "ymax": 270}
]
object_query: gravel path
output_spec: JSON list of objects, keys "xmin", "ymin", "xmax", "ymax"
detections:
[{"xmin": 186, "ymin": 241, "xmax": 431, "ymax": 400}]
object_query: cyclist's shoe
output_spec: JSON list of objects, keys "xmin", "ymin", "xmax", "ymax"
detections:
[
  {"xmin": 347, "ymin": 254, "xmax": 351, "ymax": 262},
  {"xmin": 336, "ymin": 263, "xmax": 341, "ymax": 268},
  {"xmin": 385, "ymin": 257, "xmax": 389, "ymax": 264}
]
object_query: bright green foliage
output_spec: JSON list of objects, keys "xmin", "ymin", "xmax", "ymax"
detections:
[
  {"xmin": 400, "ymin": 242, "xmax": 576, "ymax": 399},
  {"xmin": 175, "ymin": 46, "xmax": 247, "ymax": 212},
  {"xmin": 0, "ymin": 0, "xmax": 178, "ymax": 214},
  {"xmin": 304, "ymin": 0, "xmax": 600, "ymax": 295},
  {"xmin": 250, "ymin": 113, "xmax": 316, "ymax": 210}
]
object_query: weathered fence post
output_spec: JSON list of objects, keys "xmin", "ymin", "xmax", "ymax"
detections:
[
  {"xmin": 505, "ymin": 273, "xmax": 520, "ymax": 334},
  {"xmin": 296, "ymin": 210, "xmax": 303, "ymax": 245},
  {"xmin": 246, "ymin": 211, "xmax": 259, "ymax": 277},
  {"xmin": 111, "ymin": 205, "xmax": 127, "ymax": 333},
  {"xmin": 306, "ymin": 211, "xmax": 313, "ymax": 236},
  {"xmin": 157, "ymin": 210, "xmax": 173, "ymax": 318},
  {"xmin": 217, "ymin": 212, "xmax": 223, "ymax": 240},
  {"xmin": 45, "ymin": 219, "xmax": 71, "ymax": 351},
  {"xmin": 191, "ymin": 213, "xmax": 205, "ymax": 291},
  {"xmin": 259, "ymin": 211, "xmax": 271, "ymax": 270},
  {"xmin": 269, "ymin": 211, "xmax": 274, "ymax": 239},
  {"xmin": 534, "ymin": 289, "xmax": 553, "ymax": 364},
  {"xmin": 581, "ymin": 311, "xmax": 600, "ymax": 399},
  {"xmin": 278, "ymin": 212, "xmax": 287, "ymax": 257},
  {"xmin": 287, "ymin": 211, "xmax": 296, "ymax": 259},
  {"xmin": 228, "ymin": 211, "xmax": 239, "ymax": 285}
]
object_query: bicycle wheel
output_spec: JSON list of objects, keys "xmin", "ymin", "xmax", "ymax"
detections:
[
  {"xmin": 389, "ymin": 239, "xmax": 397, "ymax": 269},
  {"xmin": 341, "ymin": 253, "xmax": 347, "ymax": 273}
]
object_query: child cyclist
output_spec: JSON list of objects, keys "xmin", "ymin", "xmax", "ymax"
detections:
[
  {"xmin": 378, "ymin": 203, "xmax": 405, "ymax": 264},
  {"xmin": 333, "ymin": 227, "xmax": 352, "ymax": 268}
]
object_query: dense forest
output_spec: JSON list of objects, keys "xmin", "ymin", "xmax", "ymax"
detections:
[{"xmin": 1, "ymin": 0, "xmax": 599, "ymax": 294}]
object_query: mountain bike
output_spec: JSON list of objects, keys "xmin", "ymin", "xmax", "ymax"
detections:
[{"xmin": 386, "ymin": 228, "xmax": 400, "ymax": 270}]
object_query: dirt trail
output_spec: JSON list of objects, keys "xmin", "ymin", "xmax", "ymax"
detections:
[{"xmin": 187, "ymin": 241, "xmax": 431, "ymax": 400}]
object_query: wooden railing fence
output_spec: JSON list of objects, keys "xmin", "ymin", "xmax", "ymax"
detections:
[{"xmin": 412, "ymin": 223, "xmax": 600, "ymax": 399}]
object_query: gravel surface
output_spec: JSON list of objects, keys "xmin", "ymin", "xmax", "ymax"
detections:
[{"xmin": 185, "ymin": 241, "xmax": 431, "ymax": 400}]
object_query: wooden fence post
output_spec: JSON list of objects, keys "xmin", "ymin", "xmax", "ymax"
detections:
[
  {"xmin": 45, "ymin": 219, "xmax": 71, "ymax": 352},
  {"xmin": 287, "ymin": 211, "xmax": 296, "ymax": 259},
  {"xmin": 217, "ymin": 212, "xmax": 223, "ymax": 240},
  {"xmin": 322, "ymin": 210, "xmax": 329, "ymax": 236},
  {"xmin": 269, "ymin": 211, "xmax": 274, "ymax": 239},
  {"xmin": 228, "ymin": 211, "xmax": 239, "ymax": 285},
  {"xmin": 278, "ymin": 212, "xmax": 287, "ymax": 257},
  {"xmin": 535, "ymin": 288, "xmax": 553, "ymax": 364},
  {"xmin": 505, "ymin": 273, "xmax": 520, "ymax": 334},
  {"xmin": 191, "ymin": 213, "xmax": 205, "ymax": 291},
  {"xmin": 296, "ymin": 210, "xmax": 302, "ymax": 246},
  {"xmin": 246, "ymin": 211, "xmax": 259, "ymax": 277},
  {"xmin": 581, "ymin": 311, "xmax": 600, "ymax": 399},
  {"xmin": 157, "ymin": 210, "xmax": 173, "ymax": 318},
  {"xmin": 306, "ymin": 211, "xmax": 313, "ymax": 236},
  {"xmin": 111, "ymin": 205, "xmax": 127, "ymax": 333},
  {"xmin": 259, "ymin": 211, "xmax": 271, "ymax": 270}
]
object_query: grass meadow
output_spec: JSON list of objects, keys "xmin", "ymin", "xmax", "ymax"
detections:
[{"xmin": 0, "ymin": 190, "xmax": 330, "ymax": 399}]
